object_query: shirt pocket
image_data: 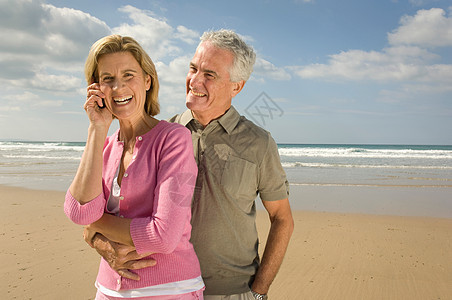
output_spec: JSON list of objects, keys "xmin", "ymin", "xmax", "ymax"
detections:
[{"xmin": 221, "ymin": 155, "xmax": 258, "ymax": 211}]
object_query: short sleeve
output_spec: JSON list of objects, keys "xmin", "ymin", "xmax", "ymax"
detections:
[{"xmin": 258, "ymin": 134, "xmax": 289, "ymax": 201}]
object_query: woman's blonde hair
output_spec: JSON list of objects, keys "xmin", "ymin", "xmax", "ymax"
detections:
[{"xmin": 84, "ymin": 35, "xmax": 160, "ymax": 116}]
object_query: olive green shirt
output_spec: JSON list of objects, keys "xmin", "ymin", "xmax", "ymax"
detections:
[{"xmin": 169, "ymin": 106, "xmax": 289, "ymax": 295}]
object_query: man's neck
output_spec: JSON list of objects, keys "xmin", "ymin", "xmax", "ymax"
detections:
[{"xmin": 191, "ymin": 107, "xmax": 231, "ymax": 127}]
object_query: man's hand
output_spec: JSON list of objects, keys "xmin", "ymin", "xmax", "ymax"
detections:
[{"xmin": 84, "ymin": 228, "xmax": 156, "ymax": 281}]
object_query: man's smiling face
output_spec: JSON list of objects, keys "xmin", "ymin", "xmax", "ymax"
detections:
[{"xmin": 185, "ymin": 41, "xmax": 241, "ymax": 124}]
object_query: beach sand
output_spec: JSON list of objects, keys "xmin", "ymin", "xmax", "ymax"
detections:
[{"xmin": 1, "ymin": 185, "xmax": 451, "ymax": 300}]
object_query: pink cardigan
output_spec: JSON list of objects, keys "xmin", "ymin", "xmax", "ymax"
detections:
[{"xmin": 64, "ymin": 121, "xmax": 201, "ymax": 291}]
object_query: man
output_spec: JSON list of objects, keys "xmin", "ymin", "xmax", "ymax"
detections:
[{"xmin": 89, "ymin": 29, "xmax": 294, "ymax": 299}]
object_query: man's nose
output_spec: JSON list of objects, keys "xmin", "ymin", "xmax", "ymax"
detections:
[{"xmin": 189, "ymin": 71, "xmax": 202, "ymax": 87}]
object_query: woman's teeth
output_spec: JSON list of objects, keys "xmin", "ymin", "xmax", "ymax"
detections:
[{"xmin": 114, "ymin": 96, "xmax": 132, "ymax": 105}]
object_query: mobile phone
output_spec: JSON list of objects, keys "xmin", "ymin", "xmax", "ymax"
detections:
[
  {"xmin": 91, "ymin": 76, "xmax": 106, "ymax": 109},
  {"xmin": 98, "ymin": 98, "xmax": 106, "ymax": 109}
]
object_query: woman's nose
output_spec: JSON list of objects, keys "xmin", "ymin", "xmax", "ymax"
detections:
[{"xmin": 112, "ymin": 79, "xmax": 125, "ymax": 90}]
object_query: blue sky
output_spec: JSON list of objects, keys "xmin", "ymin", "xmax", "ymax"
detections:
[{"xmin": 1, "ymin": 0, "xmax": 451, "ymax": 144}]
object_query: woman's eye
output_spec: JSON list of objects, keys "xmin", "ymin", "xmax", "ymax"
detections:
[{"xmin": 101, "ymin": 76, "xmax": 113, "ymax": 82}]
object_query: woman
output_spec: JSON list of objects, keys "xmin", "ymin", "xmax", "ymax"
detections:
[{"xmin": 64, "ymin": 35, "xmax": 204, "ymax": 299}]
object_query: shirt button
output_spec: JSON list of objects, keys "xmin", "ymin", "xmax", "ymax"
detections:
[
  {"xmin": 138, "ymin": 136, "xmax": 143, "ymax": 141},
  {"xmin": 119, "ymin": 196, "xmax": 124, "ymax": 201},
  {"xmin": 117, "ymin": 278, "xmax": 121, "ymax": 285},
  {"xmin": 124, "ymin": 173, "xmax": 128, "ymax": 177}
]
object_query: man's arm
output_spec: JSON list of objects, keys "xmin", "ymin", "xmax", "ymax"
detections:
[
  {"xmin": 86, "ymin": 228, "xmax": 156, "ymax": 281},
  {"xmin": 251, "ymin": 198, "xmax": 294, "ymax": 295}
]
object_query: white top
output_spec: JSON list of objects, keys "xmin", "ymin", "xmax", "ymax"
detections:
[
  {"xmin": 106, "ymin": 165, "xmax": 121, "ymax": 215},
  {"xmin": 96, "ymin": 276, "xmax": 205, "ymax": 298}
]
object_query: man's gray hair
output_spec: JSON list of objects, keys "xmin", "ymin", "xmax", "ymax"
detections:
[{"xmin": 200, "ymin": 29, "xmax": 256, "ymax": 82}]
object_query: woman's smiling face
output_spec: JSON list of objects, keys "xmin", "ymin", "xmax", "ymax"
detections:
[{"xmin": 97, "ymin": 51, "xmax": 151, "ymax": 121}]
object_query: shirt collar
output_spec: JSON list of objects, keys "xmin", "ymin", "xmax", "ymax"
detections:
[
  {"xmin": 180, "ymin": 106, "xmax": 241, "ymax": 135},
  {"xmin": 217, "ymin": 106, "xmax": 240, "ymax": 134},
  {"xmin": 178, "ymin": 109, "xmax": 195, "ymax": 126}
]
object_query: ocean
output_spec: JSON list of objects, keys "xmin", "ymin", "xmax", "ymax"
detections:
[
  {"xmin": 279, "ymin": 144, "xmax": 452, "ymax": 188},
  {"xmin": 1, "ymin": 141, "xmax": 451, "ymax": 192},
  {"xmin": 0, "ymin": 141, "xmax": 85, "ymax": 191}
]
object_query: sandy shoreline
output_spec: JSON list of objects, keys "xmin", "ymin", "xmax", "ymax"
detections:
[{"xmin": 1, "ymin": 185, "xmax": 451, "ymax": 299}]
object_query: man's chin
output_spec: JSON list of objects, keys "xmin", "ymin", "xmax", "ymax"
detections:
[{"xmin": 185, "ymin": 99, "xmax": 207, "ymax": 111}]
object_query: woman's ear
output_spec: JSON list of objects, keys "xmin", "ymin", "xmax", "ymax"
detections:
[
  {"xmin": 90, "ymin": 73, "xmax": 99, "ymax": 84},
  {"xmin": 145, "ymin": 74, "xmax": 152, "ymax": 91}
]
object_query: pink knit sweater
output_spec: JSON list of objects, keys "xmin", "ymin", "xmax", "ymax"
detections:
[{"xmin": 64, "ymin": 121, "xmax": 201, "ymax": 291}]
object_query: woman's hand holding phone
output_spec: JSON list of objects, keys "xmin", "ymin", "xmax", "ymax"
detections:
[{"xmin": 85, "ymin": 82, "xmax": 113, "ymax": 130}]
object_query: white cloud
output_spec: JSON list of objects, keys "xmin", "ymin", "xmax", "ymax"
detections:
[
  {"xmin": 0, "ymin": 106, "xmax": 21, "ymax": 112},
  {"xmin": 292, "ymin": 8, "xmax": 452, "ymax": 87},
  {"xmin": 377, "ymin": 89, "xmax": 411, "ymax": 104},
  {"xmin": 33, "ymin": 99, "xmax": 64, "ymax": 107},
  {"xmin": 165, "ymin": 105, "xmax": 182, "ymax": 115},
  {"xmin": 156, "ymin": 56, "xmax": 191, "ymax": 84},
  {"xmin": 0, "ymin": 0, "xmax": 110, "ymax": 95},
  {"xmin": 0, "ymin": 91, "xmax": 64, "ymax": 113},
  {"xmin": 388, "ymin": 8, "xmax": 452, "ymax": 47},
  {"xmin": 155, "ymin": 56, "xmax": 191, "ymax": 111},
  {"xmin": 174, "ymin": 26, "xmax": 200, "ymax": 45},
  {"xmin": 56, "ymin": 111, "xmax": 84, "ymax": 115},
  {"xmin": 0, "ymin": 1, "xmax": 110, "ymax": 62},
  {"xmin": 254, "ymin": 57, "xmax": 291, "ymax": 81},
  {"xmin": 41, "ymin": 4, "xmax": 110, "ymax": 60},
  {"xmin": 14, "ymin": 91, "xmax": 41, "ymax": 102},
  {"xmin": 158, "ymin": 79, "xmax": 186, "ymax": 105},
  {"xmin": 29, "ymin": 73, "xmax": 82, "ymax": 92},
  {"xmin": 292, "ymin": 46, "xmax": 452, "ymax": 82},
  {"xmin": 113, "ymin": 5, "xmax": 199, "ymax": 60}
]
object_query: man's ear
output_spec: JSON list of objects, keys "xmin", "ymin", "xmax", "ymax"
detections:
[{"xmin": 231, "ymin": 80, "xmax": 246, "ymax": 98}]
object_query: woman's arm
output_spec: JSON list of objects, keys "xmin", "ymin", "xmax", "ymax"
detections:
[
  {"xmin": 69, "ymin": 125, "xmax": 108, "ymax": 204},
  {"xmin": 64, "ymin": 84, "xmax": 113, "ymax": 225},
  {"xmin": 69, "ymin": 126, "xmax": 108, "ymax": 204},
  {"xmin": 69, "ymin": 83, "xmax": 113, "ymax": 204},
  {"xmin": 88, "ymin": 213, "xmax": 134, "ymax": 246}
]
